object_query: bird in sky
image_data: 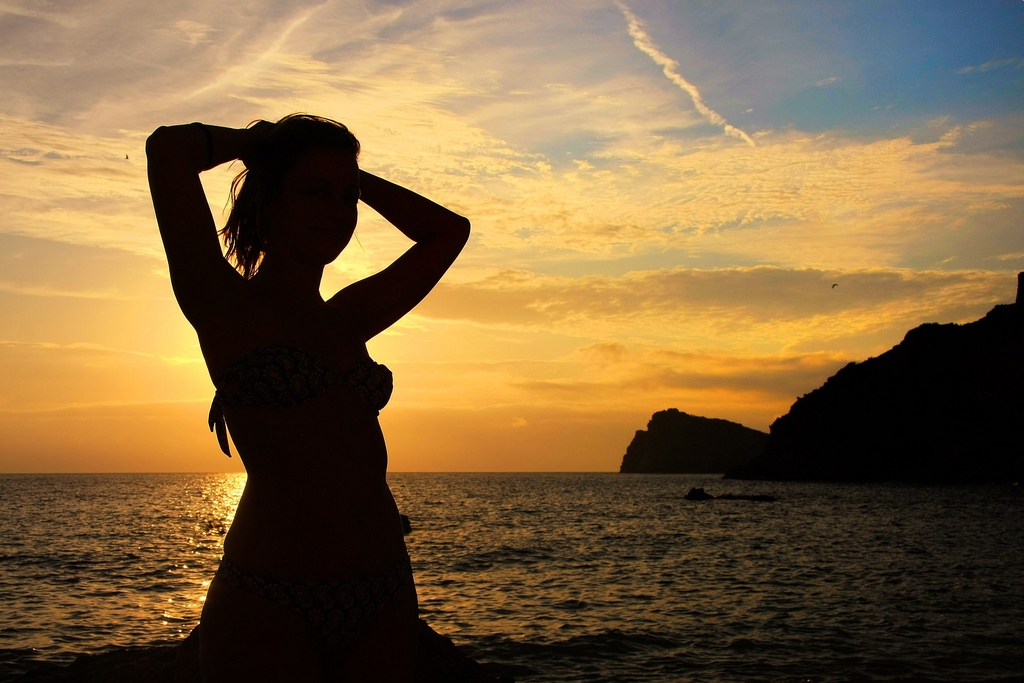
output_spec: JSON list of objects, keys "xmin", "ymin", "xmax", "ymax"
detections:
[{"xmin": 832, "ymin": 283, "xmax": 839, "ymax": 288}]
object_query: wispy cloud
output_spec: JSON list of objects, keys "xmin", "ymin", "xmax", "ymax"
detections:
[
  {"xmin": 1, "ymin": 0, "xmax": 1022, "ymax": 470},
  {"xmin": 0, "ymin": 340, "xmax": 206, "ymax": 411},
  {"xmin": 955, "ymin": 58, "xmax": 1024, "ymax": 75},
  {"xmin": 163, "ymin": 20, "xmax": 216, "ymax": 47},
  {"xmin": 416, "ymin": 266, "xmax": 1015, "ymax": 355},
  {"xmin": 0, "ymin": 340, "xmax": 199, "ymax": 365},
  {"xmin": 0, "ymin": 282, "xmax": 133, "ymax": 299},
  {"xmin": 614, "ymin": 0, "xmax": 754, "ymax": 146},
  {"xmin": 0, "ymin": 3, "xmax": 79, "ymax": 28}
]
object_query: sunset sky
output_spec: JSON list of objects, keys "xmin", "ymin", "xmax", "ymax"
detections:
[{"xmin": 1, "ymin": 0, "xmax": 1022, "ymax": 472}]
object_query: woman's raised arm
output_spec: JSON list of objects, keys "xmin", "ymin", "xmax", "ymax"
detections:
[
  {"xmin": 329, "ymin": 170, "xmax": 470, "ymax": 340},
  {"xmin": 146, "ymin": 123, "xmax": 262, "ymax": 324}
]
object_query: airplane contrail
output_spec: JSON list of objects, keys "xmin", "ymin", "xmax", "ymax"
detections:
[{"xmin": 614, "ymin": 1, "xmax": 755, "ymax": 146}]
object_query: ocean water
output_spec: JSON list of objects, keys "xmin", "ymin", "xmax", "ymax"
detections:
[{"xmin": 0, "ymin": 473, "xmax": 1022, "ymax": 682}]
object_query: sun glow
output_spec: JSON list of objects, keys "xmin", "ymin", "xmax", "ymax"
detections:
[{"xmin": 1, "ymin": 1, "xmax": 1022, "ymax": 471}]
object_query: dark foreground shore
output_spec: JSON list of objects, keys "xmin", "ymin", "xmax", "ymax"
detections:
[{"xmin": 14, "ymin": 620, "xmax": 516, "ymax": 683}]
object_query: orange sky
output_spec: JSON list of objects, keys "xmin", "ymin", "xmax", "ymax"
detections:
[{"xmin": 1, "ymin": 1, "xmax": 1022, "ymax": 472}]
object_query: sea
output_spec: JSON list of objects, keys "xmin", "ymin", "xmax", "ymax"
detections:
[{"xmin": 0, "ymin": 472, "xmax": 1022, "ymax": 683}]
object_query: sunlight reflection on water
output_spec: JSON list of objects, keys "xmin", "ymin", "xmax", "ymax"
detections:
[
  {"xmin": 1, "ymin": 472, "xmax": 1023, "ymax": 682},
  {"xmin": 0, "ymin": 473, "xmax": 244, "ymax": 663}
]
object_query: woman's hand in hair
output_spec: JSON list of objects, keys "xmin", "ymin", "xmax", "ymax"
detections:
[{"xmin": 240, "ymin": 120, "xmax": 274, "ymax": 168}]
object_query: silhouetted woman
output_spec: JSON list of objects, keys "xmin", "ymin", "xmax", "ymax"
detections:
[{"xmin": 147, "ymin": 114, "xmax": 469, "ymax": 681}]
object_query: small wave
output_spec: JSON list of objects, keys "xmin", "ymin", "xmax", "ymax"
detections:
[{"xmin": 724, "ymin": 637, "xmax": 759, "ymax": 651}]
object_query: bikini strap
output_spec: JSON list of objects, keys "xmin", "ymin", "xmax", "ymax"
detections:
[{"xmin": 208, "ymin": 395, "xmax": 232, "ymax": 457}]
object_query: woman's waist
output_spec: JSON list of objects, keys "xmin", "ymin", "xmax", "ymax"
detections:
[
  {"xmin": 236, "ymin": 445, "xmax": 389, "ymax": 483},
  {"xmin": 227, "ymin": 418, "xmax": 388, "ymax": 465},
  {"xmin": 223, "ymin": 502, "xmax": 409, "ymax": 580},
  {"xmin": 231, "ymin": 473, "xmax": 398, "ymax": 526}
]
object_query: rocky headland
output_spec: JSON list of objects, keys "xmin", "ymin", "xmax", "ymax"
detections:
[
  {"xmin": 726, "ymin": 273, "xmax": 1024, "ymax": 483},
  {"xmin": 619, "ymin": 409, "xmax": 768, "ymax": 473}
]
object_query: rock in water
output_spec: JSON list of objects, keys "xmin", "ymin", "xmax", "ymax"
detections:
[
  {"xmin": 683, "ymin": 487, "xmax": 716, "ymax": 500},
  {"xmin": 683, "ymin": 487, "xmax": 777, "ymax": 501},
  {"xmin": 619, "ymin": 409, "xmax": 768, "ymax": 473},
  {"xmin": 727, "ymin": 273, "xmax": 1024, "ymax": 483}
]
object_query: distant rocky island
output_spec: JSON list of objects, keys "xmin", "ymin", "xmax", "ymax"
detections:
[
  {"xmin": 726, "ymin": 272, "xmax": 1024, "ymax": 483},
  {"xmin": 619, "ymin": 409, "xmax": 768, "ymax": 473}
]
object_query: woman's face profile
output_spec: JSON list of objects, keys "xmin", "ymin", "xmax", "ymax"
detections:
[{"xmin": 264, "ymin": 148, "xmax": 360, "ymax": 267}]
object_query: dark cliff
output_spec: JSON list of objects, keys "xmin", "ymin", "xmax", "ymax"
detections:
[
  {"xmin": 727, "ymin": 274, "xmax": 1024, "ymax": 483},
  {"xmin": 619, "ymin": 409, "xmax": 768, "ymax": 473}
]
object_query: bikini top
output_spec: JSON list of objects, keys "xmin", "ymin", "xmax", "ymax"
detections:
[{"xmin": 207, "ymin": 344, "xmax": 393, "ymax": 457}]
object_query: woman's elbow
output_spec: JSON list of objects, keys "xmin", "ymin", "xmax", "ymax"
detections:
[
  {"xmin": 145, "ymin": 126, "xmax": 175, "ymax": 159},
  {"xmin": 145, "ymin": 126, "xmax": 166, "ymax": 149},
  {"xmin": 453, "ymin": 215, "xmax": 471, "ymax": 245}
]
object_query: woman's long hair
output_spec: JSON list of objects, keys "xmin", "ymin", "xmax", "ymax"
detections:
[{"xmin": 222, "ymin": 114, "xmax": 361, "ymax": 278}]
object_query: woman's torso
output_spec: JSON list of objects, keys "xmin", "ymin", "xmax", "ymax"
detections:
[{"xmin": 197, "ymin": 284, "xmax": 408, "ymax": 580}]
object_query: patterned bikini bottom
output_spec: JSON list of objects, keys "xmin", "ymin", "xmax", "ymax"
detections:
[{"xmin": 214, "ymin": 556, "xmax": 414, "ymax": 657}]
